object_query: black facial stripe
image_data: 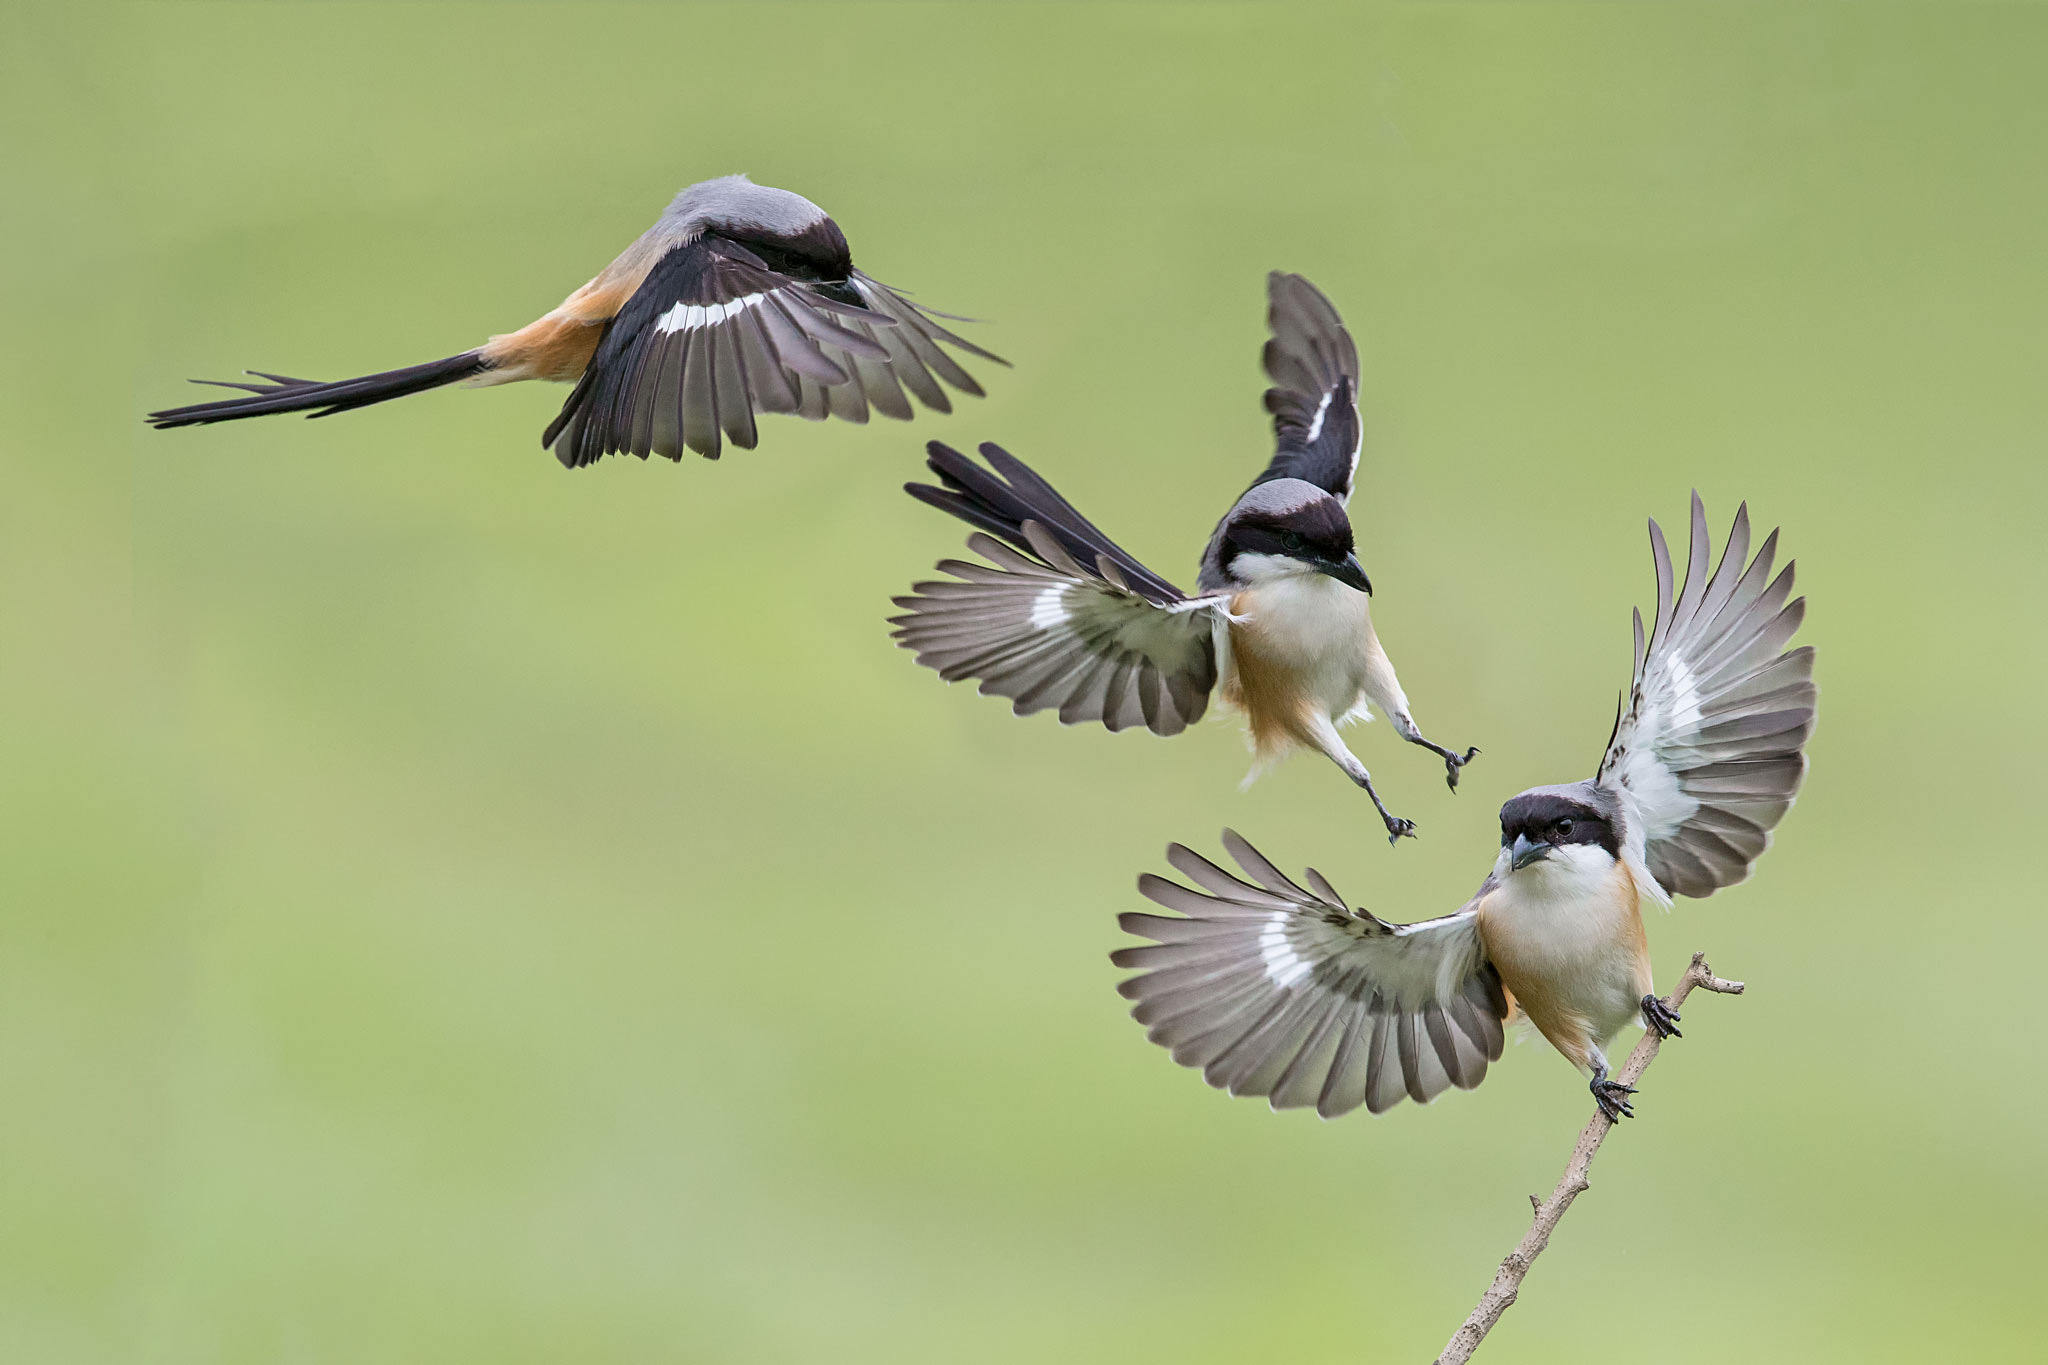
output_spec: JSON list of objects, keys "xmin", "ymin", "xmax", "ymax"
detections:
[
  {"xmin": 1222, "ymin": 502, "xmax": 1355, "ymax": 571},
  {"xmin": 1498, "ymin": 792, "xmax": 1621, "ymax": 860}
]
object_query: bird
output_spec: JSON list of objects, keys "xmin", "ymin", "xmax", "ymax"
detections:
[
  {"xmin": 890, "ymin": 272, "xmax": 1477, "ymax": 844},
  {"xmin": 147, "ymin": 174, "xmax": 1004, "ymax": 466},
  {"xmin": 1111, "ymin": 492, "xmax": 1814, "ymax": 1121}
]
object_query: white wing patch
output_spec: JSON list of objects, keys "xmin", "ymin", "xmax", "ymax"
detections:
[
  {"xmin": 1608, "ymin": 725, "xmax": 1699, "ymax": 845},
  {"xmin": 652, "ymin": 292, "xmax": 768, "ymax": 336},
  {"xmin": 1612, "ymin": 652, "xmax": 1706, "ymax": 844},
  {"xmin": 1609, "ymin": 646, "xmax": 1705, "ymax": 844},
  {"xmin": 1258, "ymin": 913, "xmax": 1314, "ymax": 988},
  {"xmin": 1304, "ymin": 389, "xmax": 1334, "ymax": 445},
  {"xmin": 1028, "ymin": 584, "xmax": 1070, "ymax": 629},
  {"xmin": 1666, "ymin": 655, "xmax": 1704, "ymax": 732}
]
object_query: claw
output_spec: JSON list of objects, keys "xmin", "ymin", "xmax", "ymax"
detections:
[
  {"xmin": 1641, "ymin": 993, "xmax": 1683, "ymax": 1040},
  {"xmin": 1442, "ymin": 745, "xmax": 1481, "ymax": 792},
  {"xmin": 1383, "ymin": 815, "xmax": 1418, "ymax": 846},
  {"xmin": 1591, "ymin": 1076, "xmax": 1636, "ymax": 1121}
]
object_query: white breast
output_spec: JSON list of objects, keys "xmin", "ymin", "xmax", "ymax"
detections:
[
  {"xmin": 1226, "ymin": 561, "xmax": 1379, "ymax": 717},
  {"xmin": 1481, "ymin": 847, "xmax": 1647, "ymax": 1044}
]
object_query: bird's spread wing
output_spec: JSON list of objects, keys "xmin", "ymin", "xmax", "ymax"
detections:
[
  {"xmin": 890, "ymin": 527, "xmax": 1223, "ymax": 737},
  {"xmin": 1249, "ymin": 272, "xmax": 1363, "ymax": 503},
  {"xmin": 1597, "ymin": 493, "xmax": 1816, "ymax": 899},
  {"xmin": 1114, "ymin": 832, "xmax": 1508, "ymax": 1117},
  {"xmin": 545, "ymin": 239, "xmax": 1001, "ymax": 467}
]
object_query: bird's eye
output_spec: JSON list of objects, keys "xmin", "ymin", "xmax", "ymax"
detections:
[
  {"xmin": 1280, "ymin": 531, "xmax": 1306, "ymax": 553},
  {"xmin": 1555, "ymin": 819, "xmax": 1574, "ymax": 839}
]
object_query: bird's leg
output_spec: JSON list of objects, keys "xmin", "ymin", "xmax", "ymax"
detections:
[
  {"xmin": 1303, "ymin": 715, "xmax": 1416, "ymax": 844},
  {"xmin": 1589, "ymin": 1060, "xmax": 1636, "ymax": 1122},
  {"xmin": 1389, "ymin": 711, "xmax": 1480, "ymax": 792},
  {"xmin": 1305, "ymin": 716, "xmax": 1418, "ymax": 842},
  {"xmin": 1641, "ymin": 993, "xmax": 1683, "ymax": 1039}
]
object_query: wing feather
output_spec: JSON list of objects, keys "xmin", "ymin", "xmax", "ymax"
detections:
[
  {"xmin": 1317, "ymin": 999, "xmax": 1376, "ymax": 1118},
  {"xmin": 1267, "ymin": 992, "xmax": 1354, "ymax": 1110},
  {"xmin": 1597, "ymin": 494, "xmax": 1817, "ymax": 898},
  {"xmin": 906, "ymin": 442, "xmax": 1188, "ymax": 605},
  {"xmin": 1115, "ymin": 833, "xmax": 1507, "ymax": 1118},
  {"xmin": 545, "ymin": 237, "xmax": 1001, "ymax": 466},
  {"xmin": 853, "ymin": 274, "xmax": 1005, "ymax": 392},
  {"xmin": 1247, "ymin": 272, "xmax": 1364, "ymax": 503},
  {"xmin": 892, "ymin": 528, "xmax": 1221, "ymax": 737}
]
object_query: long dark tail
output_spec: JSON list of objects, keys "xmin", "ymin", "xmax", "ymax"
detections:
[
  {"xmin": 147, "ymin": 351, "xmax": 490, "ymax": 429},
  {"xmin": 905, "ymin": 441, "xmax": 1187, "ymax": 603}
]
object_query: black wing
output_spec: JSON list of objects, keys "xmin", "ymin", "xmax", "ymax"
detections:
[
  {"xmin": 1248, "ymin": 272, "xmax": 1363, "ymax": 503},
  {"xmin": 906, "ymin": 441, "xmax": 1186, "ymax": 605},
  {"xmin": 545, "ymin": 238, "xmax": 1002, "ymax": 467}
]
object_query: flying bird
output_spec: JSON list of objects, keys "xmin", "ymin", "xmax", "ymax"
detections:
[
  {"xmin": 890, "ymin": 273, "xmax": 1475, "ymax": 843},
  {"xmin": 148, "ymin": 175, "xmax": 1003, "ymax": 466},
  {"xmin": 1113, "ymin": 494, "xmax": 1814, "ymax": 1120}
]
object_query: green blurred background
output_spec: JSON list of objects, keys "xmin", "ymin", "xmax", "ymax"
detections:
[{"xmin": 5, "ymin": 3, "xmax": 2045, "ymax": 1360}]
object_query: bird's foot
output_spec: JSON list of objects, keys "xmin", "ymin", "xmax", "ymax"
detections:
[
  {"xmin": 1641, "ymin": 994, "xmax": 1683, "ymax": 1040},
  {"xmin": 1591, "ymin": 1076, "xmax": 1637, "ymax": 1122},
  {"xmin": 1347, "ymin": 768, "xmax": 1415, "ymax": 845},
  {"xmin": 1442, "ymin": 745, "xmax": 1480, "ymax": 792}
]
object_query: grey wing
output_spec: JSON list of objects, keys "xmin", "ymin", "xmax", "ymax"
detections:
[
  {"xmin": 1113, "ymin": 831, "xmax": 1508, "ymax": 1118},
  {"xmin": 1247, "ymin": 272, "xmax": 1363, "ymax": 503},
  {"xmin": 1597, "ymin": 492, "xmax": 1817, "ymax": 898},
  {"xmin": 890, "ymin": 527, "xmax": 1222, "ymax": 737}
]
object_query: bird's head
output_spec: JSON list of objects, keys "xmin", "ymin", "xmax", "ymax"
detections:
[
  {"xmin": 1216, "ymin": 479, "xmax": 1370, "ymax": 593},
  {"xmin": 668, "ymin": 175, "xmax": 854, "ymax": 280},
  {"xmin": 1496, "ymin": 784, "xmax": 1623, "ymax": 884}
]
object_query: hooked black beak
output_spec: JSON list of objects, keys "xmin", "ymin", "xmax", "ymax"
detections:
[
  {"xmin": 1315, "ymin": 551, "xmax": 1373, "ymax": 595},
  {"xmin": 1510, "ymin": 833, "xmax": 1553, "ymax": 872}
]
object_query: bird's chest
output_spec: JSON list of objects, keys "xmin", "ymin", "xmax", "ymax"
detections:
[
  {"xmin": 1479, "ymin": 860, "xmax": 1650, "ymax": 1042},
  {"xmin": 1227, "ymin": 577, "xmax": 1376, "ymax": 706}
]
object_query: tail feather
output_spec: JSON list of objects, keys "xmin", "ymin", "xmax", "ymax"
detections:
[{"xmin": 147, "ymin": 351, "xmax": 489, "ymax": 428}]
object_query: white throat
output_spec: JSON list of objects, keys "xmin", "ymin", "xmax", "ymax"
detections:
[
  {"xmin": 1492, "ymin": 842, "xmax": 1621, "ymax": 908},
  {"xmin": 1228, "ymin": 551, "xmax": 1326, "ymax": 586}
]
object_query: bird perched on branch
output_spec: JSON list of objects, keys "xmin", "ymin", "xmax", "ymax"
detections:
[
  {"xmin": 148, "ymin": 175, "xmax": 1003, "ymax": 466},
  {"xmin": 1113, "ymin": 494, "xmax": 1814, "ymax": 1120},
  {"xmin": 890, "ymin": 272, "xmax": 1475, "ymax": 843}
]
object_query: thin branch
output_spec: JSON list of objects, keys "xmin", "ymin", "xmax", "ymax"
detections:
[{"xmin": 1433, "ymin": 952, "xmax": 1745, "ymax": 1365}]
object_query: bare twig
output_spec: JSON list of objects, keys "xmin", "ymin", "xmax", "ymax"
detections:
[{"xmin": 1433, "ymin": 952, "xmax": 1745, "ymax": 1365}]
